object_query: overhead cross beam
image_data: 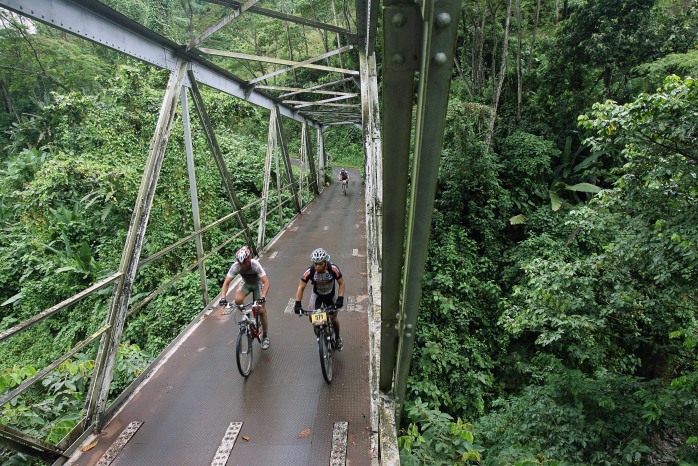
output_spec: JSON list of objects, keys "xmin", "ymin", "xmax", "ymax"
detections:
[
  {"xmin": 0, "ymin": 0, "xmax": 320, "ymax": 127},
  {"xmin": 200, "ymin": 47, "xmax": 358, "ymax": 76},
  {"xmin": 187, "ymin": 0, "xmax": 261, "ymax": 50},
  {"xmin": 204, "ymin": 0, "xmax": 356, "ymax": 39},
  {"xmin": 279, "ymin": 77, "xmax": 357, "ymax": 99},
  {"xmin": 247, "ymin": 45, "xmax": 359, "ymax": 85}
]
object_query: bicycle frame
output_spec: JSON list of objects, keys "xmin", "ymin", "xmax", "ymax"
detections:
[
  {"xmin": 236, "ymin": 302, "xmax": 262, "ymax": 341},
  {"xmin": 301, "ymin": 305, "xmax": 337, "ymax": 383},
  {"xmin": 230, "ymin": 301, "xmax": 262, "ymax": 377}
]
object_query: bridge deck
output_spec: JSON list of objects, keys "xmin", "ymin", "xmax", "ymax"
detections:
[{"xmin": 67, "ymin": 169, "xmax": 372, "ymax": 466}]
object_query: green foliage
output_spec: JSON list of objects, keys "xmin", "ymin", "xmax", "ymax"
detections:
[
  {"xmin": 0, "ymin": 344, "xmax": 150, "ymax": 464},
  {"xmin": 477, "ymin": 357, "xmax": 698, "ymax": 465},
  {"xmin": 324, "ymin": 125, "xmax": 364, "ymax": 170},
  {"xmin": 399, "ymin": 398, "xmax": 484, "ymax": 465}
]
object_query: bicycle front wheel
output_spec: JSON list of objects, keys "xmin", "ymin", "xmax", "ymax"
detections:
[
  {"xmin": 236, "ymin": 327, "xmax": 254, "ymax": 377},
  {"xmin": 318, "ymin": 329, "xmax": 333, "ymax": 383}
]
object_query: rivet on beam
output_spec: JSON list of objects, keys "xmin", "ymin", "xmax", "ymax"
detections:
[
  {"xmin": 392, "ymin": 12, "xmax": 406, "ymax": 27},
  {"xmin": 435, "ymin": 12, "xmax": 451, "ymax": 28}
]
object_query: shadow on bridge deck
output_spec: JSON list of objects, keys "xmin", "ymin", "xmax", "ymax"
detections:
[{"xmin": 67, "ymin": 169, "xmax": 372, "ymax": 466}]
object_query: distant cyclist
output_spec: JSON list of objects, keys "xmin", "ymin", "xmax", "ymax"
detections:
[
  {"xmin": 339, "ymin": 168, "xmax": 349, "ymax": 183},
  {"xmin": 220, "ymin": 246, "xmax": 271, "ymax": 350},
  {"xmin": 294, "ymin": 248, "xmax": 345, "ymax": 350}
]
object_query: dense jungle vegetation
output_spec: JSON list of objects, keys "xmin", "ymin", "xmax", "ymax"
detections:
[{"xmin": 0, "ymin": 0, "xmax": 696, "ymax": 464}]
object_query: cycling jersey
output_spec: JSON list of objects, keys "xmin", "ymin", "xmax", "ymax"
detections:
[
  {"xmin": 227, "ymin": 259, "xmax": 266, "ymax": 285},
  {"xmin": 301, "ymin": 263, "xmax": 342, "ymax": 296},
  {"xmin": 340, "ymin": 171, "xmax": 348, "ymax": 180}
]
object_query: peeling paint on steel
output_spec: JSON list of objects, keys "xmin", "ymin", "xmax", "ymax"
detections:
[
  {"xmin": 95, "ymin": 421, "xmax": 143, "ymax": 466},
  {"xmin": 211, "ymin": 422, "xmax": 242, "ymax": 466},
  {"xmin": 330, "ymin": 421, "xmax": 348, "ymax": 465}
]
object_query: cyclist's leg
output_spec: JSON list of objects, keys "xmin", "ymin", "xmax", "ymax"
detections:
[
  {"xmin": 234, "ymin": 282, "xmax": 250, "ymax": 305},
  {"xmin": 308, "ymin": 292, "xmax": 318, "ymax": 311},
  {"xmin": 252, "ymin": 282, "xmax": 269, "ymax": 336},
  {"xmin": 330, "ymin": 314, "xmax": 340, "ymax": 336}
]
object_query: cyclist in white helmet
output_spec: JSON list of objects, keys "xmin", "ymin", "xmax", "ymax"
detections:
[
  {"xmin": 294, "ymin": 248, "xmax": 345, "ymax": 350},
  {"xmin": 220, "ymin": 246, "xmax": 271, "ymax": 349}
]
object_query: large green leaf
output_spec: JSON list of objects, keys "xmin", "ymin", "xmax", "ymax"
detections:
[
  {"xmin": 1, "ymin": 292, "xmax": 23, "ymax": 306},
  {"xmin": 510, "ymin": 214, "xmax": 527, "ymax": 225},
  {"xmin": 549, "ymin": 191, "xmax": 563, "ymax": 211},
  {"xmin": 565, "ymin": 182, "xmax": 602, "ymax": 193}
]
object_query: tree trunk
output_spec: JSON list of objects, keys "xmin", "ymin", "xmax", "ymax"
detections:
[
  {"xmin": 0, "ymin": 79, "xmax": 19, "ymax": 122},
  {"xmin": 485, "ymin": 0, "xmax": 513, "ymax": 152},
  {"xmin": 516, "ymin": 0, "xmax": 522, "ymax": 122},
  {"xmin": 249, "ymin": 18, "xmax": 267, "ymax": 78},
  {"xmin": 471, "ymin": 0, "xmax": 488, "ymax": 95},
  {"xmin": 489, "ymin": 0, "xmax": 501, "ymax": 100},
  {"xmin": 527, "ymin": 0, "xmax": 541, "ymax": 74}
]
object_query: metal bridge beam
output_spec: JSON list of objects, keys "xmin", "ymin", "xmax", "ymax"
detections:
[
  {"xmin": 379, "ymin": 0, "xmax": 460, "ymax": 426},
  {"xmin": 0, "ymin": 0, "xmax": 318, "ymax": 127},
  {"xmin": 85, "ymin": 59, "xmax": 189, "ymax": 430},
  {"xmin": 388, "ymin": 0, "xmax": 461, "ymax": 425},
  {"xmin": 187, "ymin": 70, "xmax": 257, "ymax": 255}
]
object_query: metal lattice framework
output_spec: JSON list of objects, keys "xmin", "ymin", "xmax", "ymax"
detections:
[{"xmin": 0, "ymin": 0, "xmax": 460, "ymax": 464}]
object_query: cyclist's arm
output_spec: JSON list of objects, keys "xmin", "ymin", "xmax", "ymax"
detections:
[
  {"xmin": 336, "ymin": 276, "xmax": 345, "ymax": 300},
  {"xmin": 295, "ymin": 280, "xmax": 308, "ymax": 302},
  {"xmin": 221, "ymin": 275, "xmax": 233, "ymax": 301},
  {"xmin": 260, "ymin": 274, "xmax": 270, "ymax": 299}
]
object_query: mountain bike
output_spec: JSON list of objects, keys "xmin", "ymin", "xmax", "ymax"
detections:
[
  {"xmin": 229, "ymin": 300, "xmax": 263, "ymax": 377},
  {"xmin": 298, "ymin": 305, "xmax": 338, "ymax": 383},
  {"xmin": 341, "ymin": 178, "xmax": 348, "ymax": 195}
]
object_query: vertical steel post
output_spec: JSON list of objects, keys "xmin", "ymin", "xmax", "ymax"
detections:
[
  {"xmin": 86, "ymin": 60, "xmax": 188, "ymax": 430},
  {"xmin": 380, "ymin": 0, "xmax": 422, "ymax": 394},
  {"xmin": 181, "ymin": 86, "xmax": 209, "ymax": 306},
  {"xmin": 316, "ymin": 127, "xmax": 325, "ymax": 190},
  {"xmin": 274, "ymin": 107, "xmax": 302, "ymax": 214},
  {"xmin": 392, "ymin": 0, "xmax": 461, "ymax": 425},
  {"xmin": 299, "ymin": 123, "xmax": 307, "ymax": 204},
  {"xmin": 303, "ymin": 121, "xmax": 319, "ymax": 195},
  {"xmin": 258, "ymin": 109, "xmax": 277, "ymax": 251},
  {"xmin": 186, "ymin": 70, "xmax": 257, "ymax": 256},
  {"xmin": 275, "ymin": 118, "xmax": 284, "ymax": 227}
]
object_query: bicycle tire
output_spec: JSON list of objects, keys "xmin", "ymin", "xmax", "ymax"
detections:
[
  {"xmin": 236, "ymin": 327, "xmax": 253, "ymax": 377},
  {"xmin": 342, "ymin": 182, "xmax": 347, "ymax": 195},
  {"xmin": 318, "ymin": 328, "xmax": 333, "ymax": 383}
]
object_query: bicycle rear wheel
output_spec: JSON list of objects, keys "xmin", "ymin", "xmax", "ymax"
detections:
[
  {"xmin": 318, "ymin": 329, "xmax": 333, "ymax": 383},
  {"xmin": 236, "ymin": 327, "xmax": 254, "ymax": 377}
]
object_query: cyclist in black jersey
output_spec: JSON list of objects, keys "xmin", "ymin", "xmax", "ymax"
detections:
[{"xmin": 294, "ymin": 248, "xmax": 345, "ymax": 350}]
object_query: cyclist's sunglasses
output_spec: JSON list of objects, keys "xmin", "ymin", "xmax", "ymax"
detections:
[{"xmin": 313, "ymin": 261, "xmax": 325, "ymax": 266}]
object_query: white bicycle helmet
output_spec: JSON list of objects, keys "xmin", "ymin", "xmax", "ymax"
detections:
[
  {"xmin": 236, "ymin": 246, "xmax": 251, "ymax": 263},
  {"xmin": 311, "ymin": 247, "xmax": 330, "ymax": 263}
]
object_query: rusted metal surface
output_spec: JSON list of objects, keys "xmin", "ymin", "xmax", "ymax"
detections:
[{"xmin": 66, "ymin": 169, "xmax": 372, "ymax": 466}]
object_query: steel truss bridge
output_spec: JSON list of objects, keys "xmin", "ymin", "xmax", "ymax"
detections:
[{"xmin": 0, "ymin": 0, "xmax": 459, "ymax": 464}]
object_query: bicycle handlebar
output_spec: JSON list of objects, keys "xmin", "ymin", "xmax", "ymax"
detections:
[
  {"xmin": 297, "ymin": 306, "xmax": 337, "ymax": 316},
  {"xmin": 223, "ymin": 299, "xmax": 265, "ymax": 310}
]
